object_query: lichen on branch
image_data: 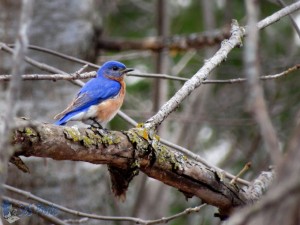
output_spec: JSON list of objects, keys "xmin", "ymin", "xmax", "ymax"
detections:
[{"xmin": 9, "ymin": 118, "xmax": 251, "ymax": 216}]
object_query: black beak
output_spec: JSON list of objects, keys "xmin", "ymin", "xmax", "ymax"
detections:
[{"xmin": 122, "ymin": 68, "xmax": 134, "ymax": 74}]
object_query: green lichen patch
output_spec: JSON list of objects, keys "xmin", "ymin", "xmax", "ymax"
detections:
[
  {"xmin": 130, "ymin": 160, "xmax": 141, "ymax": 169},
  {"xmin": 108, "ymin": 132, "xmax": 121, "ymax": 144},
  {"xmin": 81, "ymin": 135, "xmax": 95, "ymax": 147},
  {"xmin": 25, "ymin": 127, "xmax": 37, "ymax": 136},
  {"xmin": 136, "ymin": 123, "xmax": 144, "ymax": 128},
  {"xmin": 101, "ymin": 135, "xmax": 115, "ymax": 146},
  {"xmin": 63, "ymin": 127, "xmax": 81, "ymax": 142},
  {"xmin": 18, "ymin": 127, "xmax": 39, "ymax": 143},
  {"xmin": 152, "ymin": 140, "xmax": 180, "ymax": 170},
  {"xmin": 85, "ymin": 129, "xmax": 102, "ymax": 145},
  {"xmin": 135, "ymin": 127, "xmax": 149, "ymax": 141},
  {"xmin": 126, "ymin": 128, "xmax": 150, "ymax": 153},
  {"xmin": 63, "ymin": 127, "xmax": 122, "ymax": 148},
  {"xmin": 100, "ymin": 131, "xmax": 121, "ymax": 146}
]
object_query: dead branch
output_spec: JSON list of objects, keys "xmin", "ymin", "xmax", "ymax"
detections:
[
  {"xmin": 98, "ymin": 28, "xmax": 230, "ymax": 52},
  {"xmin": 11, "ymin": 118, "xmax": 248, "ymax": 217}
]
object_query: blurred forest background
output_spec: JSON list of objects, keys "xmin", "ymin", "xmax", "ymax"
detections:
[{"xmin": 0, "ymin": 0, "xmax": 300, "ymax": 224}]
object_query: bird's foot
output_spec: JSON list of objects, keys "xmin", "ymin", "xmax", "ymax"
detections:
[
  {"xmin": 88, "ymin": 119, "xmax": 109, "ymax": 136},
  {"xmin": 89, "ymin": 119, "xmax": 103, "ymax": 129},
  {"xmin": 98, "ymin": 128, "xmax": 109, "ymax": 136}
]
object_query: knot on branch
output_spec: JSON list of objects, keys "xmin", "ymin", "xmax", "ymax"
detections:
[{"xmin": 14, "ymin": 126, "xmax": 40, "ymax": 155}]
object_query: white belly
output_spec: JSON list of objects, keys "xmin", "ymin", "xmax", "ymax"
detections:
[{"xmin": 68, "ymin": 105, "xmax": 98, "ymax": 121}]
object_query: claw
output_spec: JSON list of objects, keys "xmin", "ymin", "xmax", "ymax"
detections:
[
  {"xmin": 98, "ymin": 128, "xmax": 109, "ymax": 136},
  {"xmin": 87, "ymin": 118, "xmax": 103, "ymax": 129}
]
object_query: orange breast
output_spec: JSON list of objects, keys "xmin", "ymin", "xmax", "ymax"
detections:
[{"xmin": 96, "ymin": 80, "xmax": 126, "ymax": 123}]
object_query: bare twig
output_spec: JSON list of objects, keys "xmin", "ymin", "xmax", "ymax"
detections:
[
  {"xmin": 230, "ymin": 162, "xmax": 251, "ymax": 185},
  {"xmin": 171, "ymin": 50, "xmax": 197, "ymax": 76},
  {"xmin": 74, "ymin": 64, "xmax": 88, "ymax": 75},
  {"xmin": 203, "ymin": 63, "xmax": 300, "ymax": 83},
  {"xmin": 1, "ymin": 63, "xmax": 299, "ymax": 83},
  {"xmin": 2, "ymin": 196, "xmax": 67, "ymax": 225},
  {"xmin": 0, "ymin": 72, "xmax": 96, "ymax": 81},
  {"xmin": 0, "ymin": 42, "xmax": 85, "ymax": 87},
  {"xmin": 129, "ymin": 72, "xmax": 187, "ymax": 81},
  {"xmin": 0, "ymin": 62, "xmax": 299, "ymax": 83},
  {"xmin": 141, "ymin": 204, "xmax": 207, "ymax": 225},
  {"xmin": 4, "ymin": 184, "xmax": 206, "ymax": 225},
  {"xmin": 276, "ymin": 0, "xmax": 300, "ymax": 38},
  {"xmin": 7, "ymin": 44, "xmax": 100, "ymax": 69},
  {"xmin": 0, "ymin": 72, "xmax": 188, "ymax": 82},
  {"xmin": 256, "ymin": 1, "xmax": 300, "ymax": 30}
]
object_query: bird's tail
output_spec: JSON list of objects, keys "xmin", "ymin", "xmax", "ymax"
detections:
[
  {"xmin": 54, "ymin": 119, "xmax": 67, "ymax": 126},
  {"xmin": 54, "ymin": 112, "xmax": 75, "ymax": 125}
]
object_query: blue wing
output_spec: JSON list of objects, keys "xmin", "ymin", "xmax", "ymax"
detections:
[{"xmin": 54, "ymin": 77, "xmax": 121, "ymax": 125}]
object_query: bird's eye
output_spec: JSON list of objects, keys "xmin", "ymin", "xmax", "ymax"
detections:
[{"xmin": 112, "ymin": 66, "xmax": 118, "ymax": 71}]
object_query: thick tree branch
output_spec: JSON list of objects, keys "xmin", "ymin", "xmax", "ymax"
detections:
[{"xmin": 11, "ymin": 118, "xmax": 248, "ymax": 217}]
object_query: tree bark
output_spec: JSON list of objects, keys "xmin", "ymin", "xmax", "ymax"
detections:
[{"xmin": 11, "ymin": 118, "xmax": 249, "ymax": 217}]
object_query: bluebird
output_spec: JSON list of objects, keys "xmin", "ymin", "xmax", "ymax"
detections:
[{"xmin": 54, "ymin": 61, "xmax": 133, "ymax": 127}]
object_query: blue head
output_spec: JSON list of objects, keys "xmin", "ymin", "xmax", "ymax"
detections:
[{"xmin": 97, "ymin": 61, "xmax": 133, "ymax": 80}]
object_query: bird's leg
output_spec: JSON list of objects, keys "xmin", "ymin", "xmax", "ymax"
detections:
[
  {"xmin": 88, "ymin": 118, "xmax": 109, "ymax": 136},
  {"xmin": 90, "ymin": 118, "xmax": 103, "ymax": 129}
]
